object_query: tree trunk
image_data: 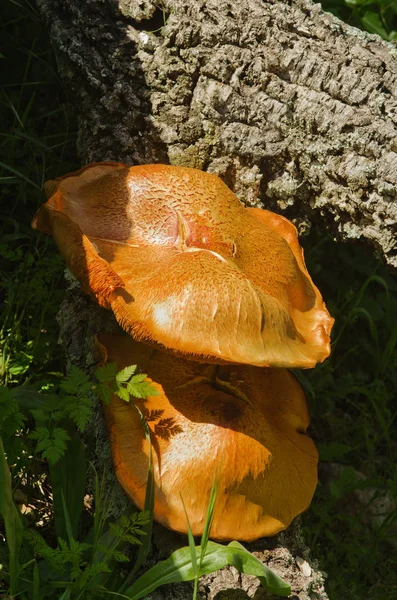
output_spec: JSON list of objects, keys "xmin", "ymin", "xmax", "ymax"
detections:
[
  {"xmin": 38, "ymin": 0, "xmax": 397, "ymax": 267},
  {"xmin": 37, "ymin": 0, "xmax": 397, "ymax": 597}
]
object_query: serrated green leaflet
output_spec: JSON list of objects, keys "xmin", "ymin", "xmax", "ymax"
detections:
[
  {"xmin": 115, "ymin": 386, "xmax": 130, "ymax": 402},
  {"xmin": 116, "ymin": 365, "xmax": 137, "ymax": 383},
  {"xmin": 95, "ymin": 362, "xmax": 119, "ymax": 383},
  {"xmin": 124, "ymin": 540, "xmax": 291, "ymax": 599}
]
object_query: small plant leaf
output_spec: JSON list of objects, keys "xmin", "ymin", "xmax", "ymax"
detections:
[
  {"xmin": 65, "ymin": 397, "xmax": 93, "ymax": 432},
  {"xmin": 318, "ymin": 442, "xmax": 351, "ymax": 462},
  {"xmin": 360, "ymin": 11, "xmax": 389, "ymax": 39},
  {"xmin": 95, "ymin": 362, "xmax": 119, "ymax": 384},
  {"xmin": 115, "ymin": 386, "xmax": 131, "ymax": 402},
  {"xmin": 113, "ymin": 551, "xmax": 130, "ymax": 563},
  {"xmin": 127, "ymin": 379, "xmax": 160, "ymax": 399},
  {"xmin": 124, "ymin": 540, "xmax": 291, "ymax": 599},
  {"xmin": 60, "ymin": 366, "xmax": 91, "ymax": 394},
  {"xmin": 95, "ymin": 384, "xmax": 113, "ymax": 405},
  {"xmin": 116, "ymin": 365, "xmax": 137, "ymax": 383},
  {"xmin": 30, "ymin": 426, "xmax": 71, "ymax": 464}
]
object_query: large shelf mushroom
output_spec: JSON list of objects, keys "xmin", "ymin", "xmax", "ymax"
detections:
[
  {"xmin": 33, "ymin": 162, "xmax": 334, "ymax": 541},
  {"xmin": 32, "ymin": 162, "xmax": 333, "ymax": 368},
  {"xmin": 97, "ymin": 333, "xmax": 318, "ymax": 542}
]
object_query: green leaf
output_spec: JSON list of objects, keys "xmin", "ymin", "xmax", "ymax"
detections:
[
  {"xmin": 61, "ymin": 494, "xmax": 76, "ymax": 548},
  {"xmin": 128, "ymin": 373, "xmax": 147, "ymax": 384},
  {"xmin": 60, "ymin": 366, "xmax": 91, "ymax": 395},
  {"xmin": 119, "ymin": 514, "xmax": 130, "ymax": 528},
  {"xmin": 228, "ymin": 541, "xmax": 291, "ymax": 594},
  {"xmin": 124, "ymin": 540, "xmax": 291, "ymax": 599},
  {"xmin": 318, "ymin": 442, "xmax": 352, "ymax": 462},
  {"xmin": 181, "ymin": 496, "xmax": 198, "ymax": 581},
  {"xmin": 8, "ymin": 354, "xmax": 32, "ymax": 376},
  {"xmin": 116, "ymin": 365, "xmax": 137, "ymax": 383},
  {"xmin": 77, "ymin": 561, "xmax": 111, "ymax": 588},
  {"xmin": 0, "ymin": 386, "xmax": 14, "ymax": 406},
  {"xmin": 95, "ymin": 384, "xmax": 113, "ymax": 405},
  {"xmin": 133, "ymin": 511, "xmax": 151, "ymax": 527},
  {"xmin": 360, "ymin": 11, "xmax": 389, "ymax": 39},
  {"xmin": 50, "ymin": 426, "xmax": 86, "ymax": 540},
  {"xmin": 11, "ymin": 387, "xmax": 57, "ymax": 411},
  {"xmin": 0, "ymin": 387, "xmax": 26, "ymax": 457},
  {"xmin": 64, "ymin": 397, "xmax": 93, "ymax": 431},
  {"xmin": 113, "ymin": 551, "xmax": 130, "ymax": 563},
  {"xmin": 30, "ymin": 408, "xmax": 47, "ymax": 422},
  {"xmin": 199, "ymin": 476, "xmax": 219, "ymax": 568},
  {"xmin": 127, "ymin": 380, "xmax": 159, "ymax": 399},
  {"xmin": 109, "ymin": 523, "xmax": 124, "ymax": 538},
  {"xmin": 115, "ymin": 386, "xmax": 131, "ymax": 402},
  {"xmin": 122, "ymin": 534, "xmax": 143, "ymax": 545},
  {"xmin": 95, "ymin": 362, "xmax": 118, "ymax": 383},
  {"xmin": 33, "ymin": 561, "xmax": 40, "ymax": 600},
  {"xmin": 0, "ymin": 437, "xmax": 23, "ymax": 595},
  {"xmin": 31, "ymin": 426, "xmax": 71, "ymax": 464}
]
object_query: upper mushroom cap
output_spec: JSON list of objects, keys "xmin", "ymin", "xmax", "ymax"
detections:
[
  {"xmin": 33, "ymin": 162, "xmax": 334, "ymax": 368},
  {"xmin": 97, "ymin": 333, "xmax": 318, "ymax": 542}
]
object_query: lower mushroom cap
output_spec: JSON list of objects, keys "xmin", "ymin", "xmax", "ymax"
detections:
[{"xmin": 97, "ymin": 333, "xmax": 318, "ymax": 542}]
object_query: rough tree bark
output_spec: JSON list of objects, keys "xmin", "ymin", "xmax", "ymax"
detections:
[{"xmin": 36, "ymin": 0, "xmax": 397, "ymax": 598}]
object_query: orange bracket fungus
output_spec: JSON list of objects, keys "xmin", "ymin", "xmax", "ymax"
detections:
[
  {"xmin": 32, "ymin": 162, "xmax": 334, "ymax": 368},
  {"xmin": 96, "ymin": 333, "xmax": 318, "ymax": 542},
  {"xmin": 33, "ymin": 162, "xmax": 334, "ymax": 541}
]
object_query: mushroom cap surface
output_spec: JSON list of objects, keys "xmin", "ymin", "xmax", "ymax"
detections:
[
  {"xmin": 33, "ymin": 162, "xmax": 334, "ymax": 368},
  {"xmin": 97, "ymin": 333, "xmax": 318, "ymax": 542}
]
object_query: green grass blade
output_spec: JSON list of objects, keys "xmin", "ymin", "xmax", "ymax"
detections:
[
  {"xmin": 61, "ymin": 489, "xmax": 75, "ymax": 546},
  {"xmin": 32, "ymin": 560, "xmax": 40, "ymax": 600},
  {"xmin": 180, "ymin": 495, "xmax": 198, "ymax": 576},
  {"xmin": 199, "ymin": 475, "xmax": 219, "ymax": 569},
  {"xmin": 351, "ymin": 307, "xmax": 379, "ymax": 348},
  {"xmin": 0, "ymin": 160, "xmax": 41, "ymax": 189},
  {"xmin": 0, "ymin": 436, "xmax": 23, "ymax": 595},
  {"xmin": 180, "ymin": 495, "xmax": 198, "ymax": 600},
  {"xmin": 380, "ymin": 318, "xmax": 397, "ymax": 377},
  {"xmin": 134, "ymin": 440, "xmax": 154, "ymax": 570},
  {"xmin": 90, "ymin": 465, "xmax": 112, "ymax": 558}
]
